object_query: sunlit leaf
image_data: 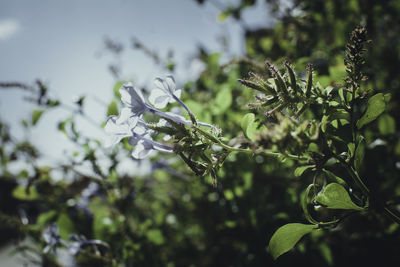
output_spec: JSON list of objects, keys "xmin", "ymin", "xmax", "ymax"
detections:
[
  {"xmin": 37, "ymin": 210, "xmax": 57, "ymax": 226},
  {"xmin": 356, "ymin": 93, "xmax": 386, "ymax": 129},
  {"xmin": 269, "ymin": 223, "xmax": 317, "ymax": 260},
  {"xmin": 12, "ymin": 185, "xmax": 39, "ymax": 201},
  {"xmin": 213, "ymin": 85, "xmax": 232, "ymax": 115},
  {"xmin": 56, "ymin": 213, "xmax": 76, "ymax": 240},
  {"xmin": 241, "ymin": 113, "xmax": 257, "ymax": 141},
  {"xmin": 32, "ymin": 109, "xmax": 45, "ymax": 126},
  {"xmin": 378, "ymin": 114, "xmax": 396, "ymax": 135},
  {"xmin": 347, "ymin": 143, "xmax": 355, "ymax": 157},
  {"xmin": 322, "ymin": 169, "xmax": 347, "ymax": 186},
  {"xmin": 146, "ymin": 229, "xmax": 165, "ymax": 245},
  {"xmin": 294, "ymin": 165, "xmax": 314, "ymax": 177},
  {"xmin": 107, "ymin": 100, "xmax": 119, "ymax": 116},
  {"xmin": 113, "ymin": 81, "xmax": 123, "ymax": 98},
  {"xmin": 314, "ymin": 183, "xmax": 364, "ymax": 210}
]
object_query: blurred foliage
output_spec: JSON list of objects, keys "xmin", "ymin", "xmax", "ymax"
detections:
[{"xmin": 1, "ymin": 0, "xmax": 400, "ymax": 266}]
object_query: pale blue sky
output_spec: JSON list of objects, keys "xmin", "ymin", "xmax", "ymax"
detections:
[{"xmin": 0, "ymin": 0, "xmax": 273, "ymax": 163}]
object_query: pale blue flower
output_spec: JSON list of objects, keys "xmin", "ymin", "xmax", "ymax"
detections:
[
  {"xmin": 120, "ymin": 82, "xmax": 147, "ymax": 116},
  {"xmin": 117, "ymin": 82, "xmax": 147, "ymax": 124},
  {"xmin": 105, "ymin": 115, "xmax": 173, "ymax": 159},
  {"xmin": 104, "ymin": 115, "xmax": 138, "ymax": 147},
  {"xmin": 149, "ymin": 76, "xmax": 182, "ymax": 109},
  {"xmin": 105, "ymin": 77, "xmax": 214, "ymax": 159},
  {"xmin": 128, "ymin": 121, "xmax": 173, "ymax": 159}
]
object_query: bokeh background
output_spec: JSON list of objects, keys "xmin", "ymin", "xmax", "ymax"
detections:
[{"xmin": 1, "ymin": 0, "xmax": 400, "ymax": 266}]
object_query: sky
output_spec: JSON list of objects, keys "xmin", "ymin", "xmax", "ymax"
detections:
[{"xmin": 0, "ymin": 0, "xmax": 274, "ymax": 165}]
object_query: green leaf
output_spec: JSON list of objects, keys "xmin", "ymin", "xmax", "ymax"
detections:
[
  {"xmin": 319, "ymin": 243, "xmax": 334, "ymax": 266},
  {"xmin": 354, "ymin": 137, "xmax": 365, "ymax": 171},
  {"xmin": 347, "ymin": 143, "xmax": 355, "ymax": 158},
  {"xmin": 37, "ymin": 210, "xmax": 57, "ymax": 226},
  {"xmin": 294, "ymin": 165, "xmax": 315, "ymax": 177},
  {"xmin": 146, "ymin": 229, "xmax": 165, "ymax": 245},
  {"xmin": 378, "ymin": 114, "xmax": 396, "ymax": 135},
  {"xmin": 56, "ymin": 213, "xmax": 76, "ymax": 240},
  {"xmin": 314, "ymin": 183, "xmax": 364, "ymax": 210},
  {"xmin": 32, "ymin": 109, "xmax": 45, "ymax": 126},
  {"xmin": 269, "ymin": 223, "xmax": 317, "ymax": 260},
  {"xmin": 356, "ymin": 93, "xmax": 386, "ymax": 129},
  {"xmin": 12, "ymin": 185, "xmax": 39, "ymax": 201},
  {"xmin": 224, "ymin": 189, "xmax": 234, "ymax": 200},
  {"xmin": 217, "ymin": 12, "xmax": 229, "ymax": 22},
  {"xmin": 241, "ymin": 113, "xmax": 257, "ymax": 140},
  {"xmin": 322, "ymin": 169, "xmax": 347, "ymax": 186},
  {"xmin": 113, "ymin": 81, "xmax": 123, "ymax": 98},
  {"xmin": 213, "ymin": 85, "xmax": 232, "ymax": 115},
  {"xmin": 107, "ymin": 100, "xmax": 119, "ymax": 116}
]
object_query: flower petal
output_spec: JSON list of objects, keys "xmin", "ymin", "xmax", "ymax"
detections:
[
  {"xmin": 156, "ymin": 118, "xmax": 169, "ymax": 127},
  {"xmin": 116, "ymin": 107, "xmax": 133, "ymax": 124},
  {"xmin": 173, "ymin": 89, "xmax": 182, "ymax": 99},
  {"xmin": 119, "ymin": 83, "xmax": 146, "ymax": 115},
  {"xmin": 131, "ymin": 140, "xmax": 153, "ymax": 159},
  {"xmin": 128, "ymin": 136, "xmax": 139, "ymax": 146},
  {"xmin": 105, "ymin": 116, "xmax": 129, "ymax": 135},
  {"xmin": 105, "ymin": 135, "xmax": 125, "ymax": 148},
  {"xmin": 163, "ymin": 135, "xmax": 172, "ymax": 141},
  {"xmin": 132, "ymin": 123, "xmax": 148, "ymax": 136},
  {"xmin": 149, "ymin": 88, "xmax": 170, "ymax": 108},
  {"xmin": 165, "ymin": 76, "xmax": 176, "ymax": 92},
  {"xmin": 104, "ymin": 116, "xmax": 132, "ymax": 147},
  {"xmin": 154, "ymin": 78, "xmax": 167, "ymax": 91}
]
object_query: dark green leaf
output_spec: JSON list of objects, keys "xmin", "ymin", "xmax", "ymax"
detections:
[{"xmin": 354, "ymin": 137, "xmax": 365, "ymax": 171}]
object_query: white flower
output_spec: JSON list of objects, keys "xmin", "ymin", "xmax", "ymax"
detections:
[
  {"xmin": 129, "ymin": 122, "xmax": 173, "ymax": 159},
  {"xmin": 119, "ymin": 82, "xmax": 147, "ymax": 121},
  {"xmin": 105, "ymin": 114, "xmax": 173, "ymax": 159},
  {"xmin": 104, "ymin": 115, "xmax": 138, "ymax": 147},
  {"xmin": 149, "ymin": 76, "xmax": 182, "ymax": 109}
]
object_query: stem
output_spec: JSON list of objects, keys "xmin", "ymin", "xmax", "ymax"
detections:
[
  {"xmin": 338, "ymin": 159, "xmax": 369, "ymax": 196},
  {"xmin": 193, "ymin": 125, "xmax": 306, "ymax": 161},
  {"xmin": 147, "ymin": 105, "xmax": 191, "ymax": 126},
  {"xmin": 295, "ymin": 102, "xmax": 309, "ymax": 118},
  {"xmin": 383, "ymin": 207, "xmax": 400, "ymax": 224},
  {"xmin": 197, "ymin": 121, "xmax": 214, "ymax": 128},
  {"xmin": 172, "ymin": 94, "xmax": 198, "ymax": 125},
  {"xmin": 350, "ymin": 86, "xmax": 356, "ymax": 142},
  {"xmin": 146, "ymin": 105, "xmax": 213, "ymax": 128}
]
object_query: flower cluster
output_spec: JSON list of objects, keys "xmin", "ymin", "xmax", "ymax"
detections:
[{"xmin": 105, "ymin": 76, "xmax": 211, "ymax": 159}]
